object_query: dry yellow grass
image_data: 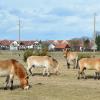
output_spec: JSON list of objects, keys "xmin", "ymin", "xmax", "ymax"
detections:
[{"xmin": 0, "ymin": 51, "xmax": 100, "ymax": 100}]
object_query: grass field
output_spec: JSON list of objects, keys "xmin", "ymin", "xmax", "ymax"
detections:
[{"xmin": 0, "ymin": 51, "xmax": 100, "ymax": 100}]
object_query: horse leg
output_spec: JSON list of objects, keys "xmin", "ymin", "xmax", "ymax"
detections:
[
  {"xmin": 94, "ymin": 71, "xmax": 100, "ymax": 80},
  {"xmin": 67, "ymin": 63, "xmax": 70, "ymax": 69},
  {"xmin": 77, "ymin": 67, "xmax": 85, "ymax": 79},
  {"xmin": 9, "ymin": 74, "xmax": 14, "ymax": 90},
  {"xmin": 98, "ymin": 72, "xmax": 100, "ymax": 79},
  {"xmin": 27, "ymin": 66, "xmax": 33, "ymax": 76},
  {"xmin": 54, "ymin": 66, "xmax": 59, "ymax": 75},
  {"xmin": 66, "ymin": 59, "xmax": 70, "ymax": 69},
  {"xmin": 46, "ymin": 67, "xmax": 50, "ymax": 77},
  {"xmin": 27, "ymin": 62, "xmax": 34, "ymax": 76},
  {"xmin": 97, "ymin": 72, "xmax": 100, "ymax": 80},
  {"xmin": 77, "ymin": 70, "xmax": 82, "ymax": 79},
  {"xmin": 94, "ymin": 72, "xmax": 98, "ymax": 79},
  {"xmin": 82, "ymin": 71, "xmax": 87, "ymax": 79},
  {"xmin": 75, "ymin": 58, "xmax": 78, "ymax": 69},
  {"xmin": 43, "ymin": 68, "xmax": 46, "ymax": 76},
  {"xmin": 4, "ymin": 75, "xmax": 10, "ymax": 90},
  {"xmin": 72, "ymin": 59, "xmax": 75, "ymax": 69}
]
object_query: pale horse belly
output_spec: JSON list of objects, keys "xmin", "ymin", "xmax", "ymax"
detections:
[
  {"xmin": 0, "ymin": 68, "xmax": 9, "ymax": 76},
  {"xmin": 32, "ymin": 60, "xmax": 49, "ymax": 68}
]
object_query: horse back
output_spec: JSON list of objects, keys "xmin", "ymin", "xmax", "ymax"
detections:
[
  {"xmin": 27, "ymin": 56, "xmax": 51, "ymax": 67},
  {"xmin": 27, "ymin": 56, "xmax": 58, "ymax": 68},
  {"xmin": 79, "ymin": 58, "xmax": 100, "ymax": 70},
  {"xmin": 67, "ymin": 52, "xmax": 78, "ymax": 60}
]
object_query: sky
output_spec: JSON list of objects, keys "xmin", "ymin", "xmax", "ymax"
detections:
[{"xmin": 0, "ymin": 0, "xmax": 100, "ymax": 40}]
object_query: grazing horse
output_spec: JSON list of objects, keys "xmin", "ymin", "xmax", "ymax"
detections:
[
  {"xmin": 0, "ymin": 59, "xmax": 29, "ymax": 90},
  {"xmin": 63, "ymin": 48, "xmax": 78, "ymax": 69},
  {"xmin": 27, "ymin": 56, "xmax": 59, "ymax": 76},
  {"xmin": 78, "ymin": 58, "xmax": 100, "ymax": 79}
]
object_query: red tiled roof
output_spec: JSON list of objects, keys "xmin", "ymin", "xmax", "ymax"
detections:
[
  {"xmin": 55, "ymin": 44, "xmax": 70, "ymax": 49},
  {"xmin": 0, "ymin": 40, "xmax": 13, "ymax": 46},
  {"xmin": 20, "ymin": 41, "xmax": 35, "ymax": 46},
  {"xmin": 47, "ymin": 40, "xmax": 69, "ymax": 45}
]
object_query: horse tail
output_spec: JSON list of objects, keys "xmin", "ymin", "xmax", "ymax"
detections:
[{"xmin": 76, "ymin": 57, "xmax": 80, "ymax": 69}]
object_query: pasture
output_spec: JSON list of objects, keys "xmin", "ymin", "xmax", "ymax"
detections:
[{"xmin": 0, "ymin": 51, "xmax": 100, "ymax": 100}]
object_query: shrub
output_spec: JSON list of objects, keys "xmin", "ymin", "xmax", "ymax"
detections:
[
  {"xmin": 78, "ymin": 53, "xmax": 91, "ymax": 60},
  {"xmin": 23, "ymin": 49, "xmax": 48, "ymax": 62},
  {"xmin": 23, "ymin": 49, "xmax": 33, "ymax": 62}
]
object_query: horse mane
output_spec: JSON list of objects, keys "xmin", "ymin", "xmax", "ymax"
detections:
[{"xmin": 11, "ymin": 59, "xmax": 27, "ymax": 79}]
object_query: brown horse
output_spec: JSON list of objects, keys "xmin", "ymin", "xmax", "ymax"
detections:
[
  {"xmin": 0, "ymin": 59, "xmax": 29, "ymax": 90},
  {"xmin": 63, "ymin": 48, "xmax": 78, "ymax": 69},
  {"xmin": 78, "ymin": 58, "xmax": 100, "ymax": 79}
]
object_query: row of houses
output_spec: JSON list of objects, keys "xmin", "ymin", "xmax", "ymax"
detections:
[
  {"xmin": 0, "ymin": 40, "xmax": 70, "ymax": 51},
  {"xmin": 0, "ymin": 40, "xmax": 42, "ymax": 50},
  {"xmin": 48, "ymin": 40, "xmax": 70, "ymax": 51},
  {"xmin": 0, "ymin": 39, "xmax": 95, "ymax": 51}
]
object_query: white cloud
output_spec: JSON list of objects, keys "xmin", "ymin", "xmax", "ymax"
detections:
[{"xmin": 0, "ymin": 0, "xmax": 100, "ymax": 40}]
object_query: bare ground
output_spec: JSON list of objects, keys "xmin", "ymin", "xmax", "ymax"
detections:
[{"xmin": 0, "ymin": 51, "xmax": 100, "ymax": 100}]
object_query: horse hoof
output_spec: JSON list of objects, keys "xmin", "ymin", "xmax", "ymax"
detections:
[{"xmin": 77, "ymin": 77, "xmax": 80, "ymax": 80}]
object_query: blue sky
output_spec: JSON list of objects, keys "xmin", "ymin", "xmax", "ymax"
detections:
[{"xmin": 0, "ymin": 0, "xmax": 100, "ymax": 40}]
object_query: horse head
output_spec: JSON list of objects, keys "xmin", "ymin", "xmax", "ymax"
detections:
[
  {"xmin": 63, "ymin": 48, "xmax": 69, "ymax": 58},
  {"xmin": 13, "ymin": 60, "xmax": 30, "ymax": 90},
  {"xmin": 20, "ymin": 75, "xmax": 29, "ymax": 90}
]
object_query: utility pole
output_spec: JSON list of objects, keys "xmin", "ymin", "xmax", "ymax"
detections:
[
  {"xmin": 93, "ymin": 13, "xmax": 96, "ymax": 43},
  {"xmin": 93, "ymin": 13, "xmax": 97, "ymax": 52},
  {"xmin": 18, "ymin": 18, "xmax": 21, "ymax": 50}
]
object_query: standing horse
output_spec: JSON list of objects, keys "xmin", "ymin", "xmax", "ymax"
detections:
[
  {"xmin": 27, "ymin": 56, "xmax": 59, "ymax": 76},
  {"xmin": 78, "ymin": 58, "xmax": 100, "ymax": 79},
  {"xmin": 63, "ymin": 48, "xmax": 78, "ymax": 69},
  {"xmin": 0, "ymin": 59, "xmax": 29, "ymax": 90}
]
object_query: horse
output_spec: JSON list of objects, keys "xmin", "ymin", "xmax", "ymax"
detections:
[
  {"xmin": 78, "ymin": 58, "xmax": 100, "ymax": 79},
  {"xmin": 27, "ymin": 56, "xmax": 59, "ymax": 76},
  {"xmin": 63, "ymin": 48, "xmax": 78, "ymax": 69},
  {"xmin": 0, "ymin": 59, "xmax": 29, "ymax": 90}
]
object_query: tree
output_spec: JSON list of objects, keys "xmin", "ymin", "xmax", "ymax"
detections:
[
  {"xmin": 95, "ymin": 35, "xmax": 100, "ymax": 50},
  {"xmin": 83, "ymin": 39, "xmax": 90, "ymax": 49},
  {"xmin": 69, "ymin": 39, "xmax": 81, "ymax": 51}
]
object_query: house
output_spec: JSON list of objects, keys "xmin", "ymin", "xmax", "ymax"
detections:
[
  {"xmin": 47, "ymin": 40, "xmax": 70, "ymax": 51},
  {"xmin": 19, "ymin": 41, "xmax": 35, "ymax": 50},
  {"xmin": 69, "ymin": 40, "xmax": 84, "ymax": 51},
  {"xmin": 33, "ymin": 41, "xmax": 42, "ymax": 50},
  {"xmin": 48, "ymin": 43, "xmax": 55, "ymax": 51},
  {"xmin": 55, "ymin": 44, "xmax": 70, "ymax": 51},
  {"xmin": 10, "ymin": 41, "xmax": 19, "ymax": 50},
  {"xmin": 0, "ymin": 40, "xmax": 13, "ymax": 50}
]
